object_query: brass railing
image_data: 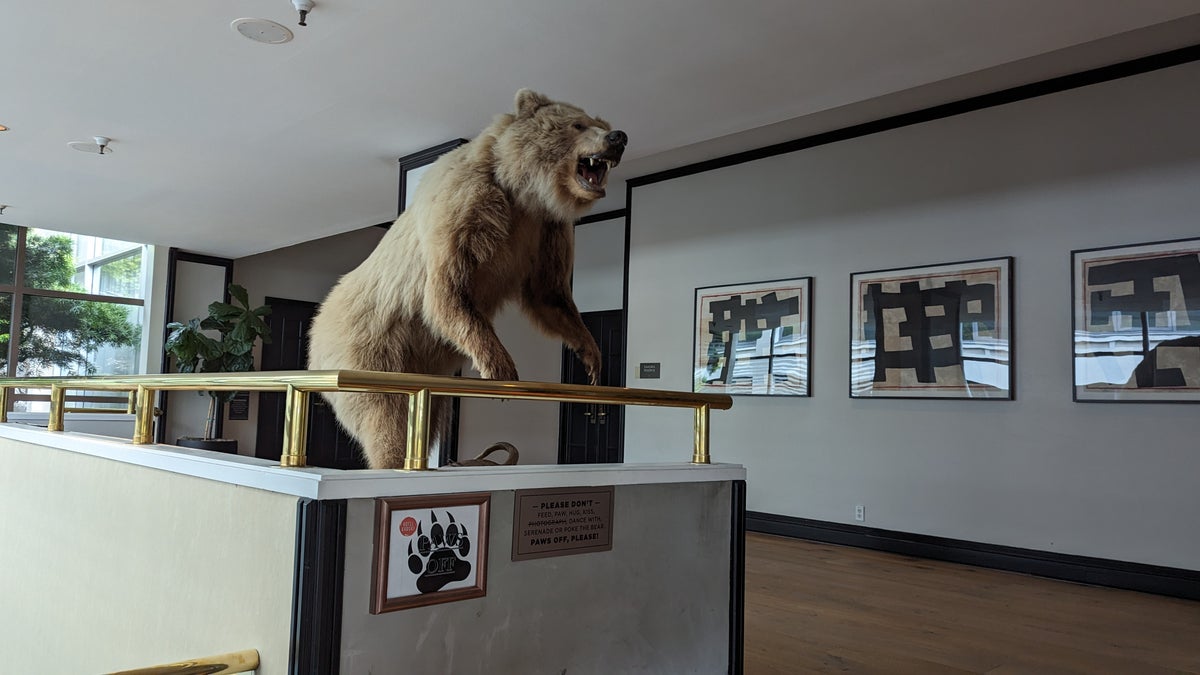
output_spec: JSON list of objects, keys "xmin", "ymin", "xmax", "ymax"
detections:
[
  {"xmin": 104, "ymin": 648, "xmax": 259, "ymax": 675},
  {"xmin": 0, "ymin": 370, "xmax": 733, "ymax": 470}
]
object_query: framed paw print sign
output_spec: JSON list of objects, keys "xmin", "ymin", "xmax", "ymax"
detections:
[{"xmin": 371, "ymin": 493, "xmax": 490, "ymax": 613}]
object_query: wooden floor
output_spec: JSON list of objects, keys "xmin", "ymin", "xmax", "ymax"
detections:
[{"xmin": 744, "ymin": 533, "xmax": 1200, "ymax": 674}]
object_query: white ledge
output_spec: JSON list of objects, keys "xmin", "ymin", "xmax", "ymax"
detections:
[{"xmin": 0, "ymin": 423, "xmax": 745, "ymax": 500}]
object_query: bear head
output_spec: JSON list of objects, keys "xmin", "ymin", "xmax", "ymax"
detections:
[{"xmin": 490, "ymin": 89, "xmax": 628, "ymax": 222}]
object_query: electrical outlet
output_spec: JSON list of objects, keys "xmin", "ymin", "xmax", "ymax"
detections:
[{"xmin": 854, "ymin": 504, "xmax": 865, "ymax": 522}]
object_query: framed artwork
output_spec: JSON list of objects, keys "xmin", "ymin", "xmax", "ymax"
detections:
[
  {"xmin": 370, "ymin": 493, "xmax": 489, "ymax": 613},
  {"xmin": 693, "ymin": 277, "xmax": 812, "ymax": 396},
  {"xmin": 1072, "ymin": 237, "xmax": 1200, "ymax": 402},
  {"xmin": 850, "ymin": 257, "xmax": 1013, "ymax": 399},
  {"xmin": 397, "ymin": 138, "xmax": 469, "ymax": 214}
]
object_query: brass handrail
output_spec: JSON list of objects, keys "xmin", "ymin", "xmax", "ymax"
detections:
[
  {"xmin": 0, "ymin": 370, "xmax": 733, "ymax": 470},
  {"xmin": 104, "ymin": 648, "xmax": 259, "ymax": 675}
]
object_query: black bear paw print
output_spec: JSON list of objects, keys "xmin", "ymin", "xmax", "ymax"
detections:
[{"xmin": 407, "ymin": 510, "xmax": 472, "ymax": 594}]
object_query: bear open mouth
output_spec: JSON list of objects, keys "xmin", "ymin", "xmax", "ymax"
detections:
[{"xmin": 576, "ymin": 156, "xmax": 615, "ymax": 193}]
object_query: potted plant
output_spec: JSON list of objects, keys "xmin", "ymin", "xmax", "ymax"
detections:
[{"xmin": 164, "ymin": 283, "xmax": 271, "ymax": 453}]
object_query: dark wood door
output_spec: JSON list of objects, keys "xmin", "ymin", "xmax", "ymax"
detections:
[
  {"xmin": 559, "ymin": 309, "xmax": 624, "ymax": 464},
  {"xmin": 255, "ymin": 297, "xmax": 367, "ymax": 470}
]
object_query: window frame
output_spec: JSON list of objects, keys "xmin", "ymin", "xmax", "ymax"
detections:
[{"xmin": 0, "ymin": 225, "xmax": 147, "ymax": 378}]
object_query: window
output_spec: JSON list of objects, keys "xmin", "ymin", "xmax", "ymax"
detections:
[{"xmin": 0, "ymin": 223, "xmax": 149, "ymax": 410}]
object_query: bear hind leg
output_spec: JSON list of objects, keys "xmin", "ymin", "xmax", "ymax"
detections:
[
  {"xmin": 354, "ymin": 393, "xmax": 410, "ymax": 469},
  {"xmin": 355, "ymin": 393, "xmax": 456, "ymax": 470}
]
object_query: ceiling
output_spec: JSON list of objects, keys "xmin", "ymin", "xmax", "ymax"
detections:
[{"xmin": 2, "ymin": 1, "xmax": 1198, "ymax": 258}]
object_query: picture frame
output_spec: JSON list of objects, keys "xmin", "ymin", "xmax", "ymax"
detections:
[
  {"xmin": 850, "ymin": 257, "xmax": 1013, "ymax": 399},
  {"xmin": 397, "ymin": 138, "xmax": 469, "ymax": 215},
  {"xmin": 693, "ymin": 277, "xmax": 812, "ymax": 397},
  {"xmin": 370, "ymin": 492, "xmax": 489, "ymax": 613},
  {"xmin": 1072, "ymin": 236, "xmax": 1200, "ymax": 403}
]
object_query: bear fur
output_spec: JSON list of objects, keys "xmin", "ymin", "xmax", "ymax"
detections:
[{"xmin": 307, "ymin": 89, "xmax": 627, "ymax": 469}]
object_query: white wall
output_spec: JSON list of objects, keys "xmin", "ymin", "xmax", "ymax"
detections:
[
  {"xmin": 624, "ymin": 61, "xmax": 1200, "ymax": 569},
  {"xmin": 574, "ymin": 216, "xmax": 625, "ymax": 313},
  {"xmin": 0, "ymin": 436, "xmax": 297, "ymax": 674},
  {"xmin": 456, "ymin": 305, "xmax": 563, "ymax": 464}
]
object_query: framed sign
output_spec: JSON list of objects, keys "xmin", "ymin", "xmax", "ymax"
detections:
[
  {"xmin": 512, "ymin": 486, "xmax": 615, "ymax": 561},
  {"xmin": 850, "ymin": 257, "xmax": 1013, "ymax": 399},
  {"xmin": 693, "ymin": 277, "xmax": 812, "ymax": 396},
  {"xmin": 370, "ymin": 493, "xmax": 489, "ymax": 613},
  {"xmin": 1072, "ymin": 237, "xmax": 1200, "ymax": 402},
  {"xmin": 397, "ymin": 139, "xmax": 469, "ymax": 214}
]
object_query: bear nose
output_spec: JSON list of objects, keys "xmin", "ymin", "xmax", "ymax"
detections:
[{"xmin": 606, "ymin": 130, "xmax": 628, "ymax": 148}]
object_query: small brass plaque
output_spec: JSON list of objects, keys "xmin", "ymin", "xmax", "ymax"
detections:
[{"xmin": 512, "ymin": 486, "xmax": 615, "ymax": 561}]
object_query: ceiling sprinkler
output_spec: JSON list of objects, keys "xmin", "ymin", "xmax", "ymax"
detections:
[{"xmin": 293, "ymin": 0, "xmax": 314, "ymax": 26}]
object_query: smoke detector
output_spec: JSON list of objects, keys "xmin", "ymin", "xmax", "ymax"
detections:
[
  {"xmin": 231, "ymin": 18, "xmax": 294, "ymax": 44},
  {"xmin": 68, "ymin": 136, "xmax": 113, "ymax": 154}
]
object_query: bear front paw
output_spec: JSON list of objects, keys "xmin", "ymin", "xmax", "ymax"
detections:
[{"xmin": 483, "ymin": 360, "xmax": 519, "ymax": 382}]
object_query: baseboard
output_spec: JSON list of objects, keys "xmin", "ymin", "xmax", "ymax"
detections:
[{"xmin": 746, "ymin": 511, "xmax": 1199, "ymax": 601}]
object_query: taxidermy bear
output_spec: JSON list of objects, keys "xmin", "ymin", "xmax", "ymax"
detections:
[{"xmin": 308, "ymin": 89, "xmax": 627, "ymax": 469}]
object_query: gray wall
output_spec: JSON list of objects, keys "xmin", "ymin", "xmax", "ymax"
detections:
[
  {"xmin": 624, "ymin": 61, "xmax": 1200, "ymax": 569},
  {"xmin": 456, "ymin": 215, "xmax": 627, "ymax": 463},
  {"xmin": 225, "ymin": 227, "xmax": 386, "ymax": 454},
  {"xmin": 340, "ymin": 482, "xmax": 732, "ymax": 674}
]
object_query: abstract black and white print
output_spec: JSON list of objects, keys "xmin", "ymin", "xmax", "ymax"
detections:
[
  {"xmin": 694, "ymin": 277, "xmax": 812, "ymax": 396},
  {"xmin": 850, "ymin": 258, "xmax": 1012, "ymax": 399},
  {"xmin": 1073, "ymin": 238, "xmax": 1200, "ymax": 402}
]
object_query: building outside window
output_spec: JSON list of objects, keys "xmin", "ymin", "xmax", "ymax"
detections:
[{"xmin": 0, "ymin": 223, "xmax": 150, "ymax": 412}]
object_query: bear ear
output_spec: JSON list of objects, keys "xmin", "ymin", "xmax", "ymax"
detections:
[{"xmin": 514, "ymin": 89, "xmax": 551, "ymax": 118}]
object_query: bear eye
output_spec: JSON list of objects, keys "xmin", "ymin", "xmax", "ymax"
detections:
[{"xmin": 572, "ymin": 122, "xmax": 587, "ymax": 131}]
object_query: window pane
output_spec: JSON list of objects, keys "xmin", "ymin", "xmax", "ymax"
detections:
[
  {"xmin": 24, "ymin": 230, "xmax": 81, "ymax": 292},
  {"xmin": 97, "ymin": 251, "xmax": 143, "ymax": 297},
  {"xmin": 18, "ymin": 295, "xmax": 142, "ymax": 377},
  {"xmin": 0, "ymin": 224, "xmax": 16, "ymax": 286},
  {"xmin": 27, "ymin": 228, "xmax": 146, "ymax": 299}
]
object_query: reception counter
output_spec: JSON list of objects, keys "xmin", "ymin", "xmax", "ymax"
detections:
[{"xmin": 0, "ymin": 422, "xmax": 746, "ymax": 674}]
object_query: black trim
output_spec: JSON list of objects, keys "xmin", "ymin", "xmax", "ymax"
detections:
[
  {"xmin": 628, "ymin": 43, "xmax": 1200, "ymax": 190},
  {"xmin": 747, "ymin": 512, "xmax": 1200, "ymax": 601},
  {"xmin": 577, "ymin": 209, "xmax": 626, "ymax": 226},
  {"xmin": 290, "ymin": 499, "xmax": 347, "ymax": 675},
  {"xmin": 620, "ymin": 182, "xmax": 632, "ymax": 389},
  {"xmin": 397, "ymin": 139, "xmax": 470, "ymax": 216},
  {"xmin": 728, "ymin": 480, "xmax": 746, "ymax": 675},
  {"xmin": 158, "ymin": 248, "xmax": 235, "ymax": 443}
]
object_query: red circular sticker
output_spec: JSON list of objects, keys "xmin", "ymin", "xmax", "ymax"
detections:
[{"xmin": 399, "ymin": 516, "xmax": 418, "ymax": 537}]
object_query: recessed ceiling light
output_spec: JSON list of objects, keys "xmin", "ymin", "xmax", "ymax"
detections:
[{"xmin": 232, "ymin": 18, "xmax": 294, "ymax": 44}]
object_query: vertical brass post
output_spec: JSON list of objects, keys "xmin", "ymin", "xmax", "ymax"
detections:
[
  {"xmin": 0, "ymin": 386, "xmax": 8, "ymax": 423},
  {"xmin": 133, "ymin": 386, "xmax": 154, "ymax": 444},
  {"xmin": 281, "ymin": 385, "xmax": 310, "ymax": 467},
  {"xmin": 48, "ymin": 385, "xmax": 67, "ymax": 431},
  {"xmin": 692, "ymin": 404, "xmax": 711, "ymax": 464},
  {"xmin": 403, "ymin": 389, "xmax": 432, "ymax": 471},
  {"xmin": 126, "ymin": 390, "xmax": 137, "ymax": 415}
]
